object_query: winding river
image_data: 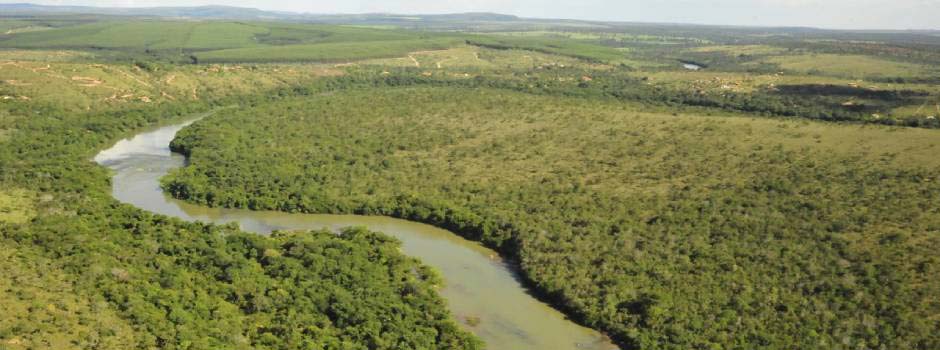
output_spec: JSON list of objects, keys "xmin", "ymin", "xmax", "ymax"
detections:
[{"xmin": 95, "ymin": 117, "xmax": 619, "ymax": 350}]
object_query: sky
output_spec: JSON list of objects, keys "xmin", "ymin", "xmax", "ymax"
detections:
[{"xmin": 11, "ymin": 0, "xmax": 940, "ymax": 30}]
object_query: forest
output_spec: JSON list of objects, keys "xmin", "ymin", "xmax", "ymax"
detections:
[
  {"xmin": 0, "ymin": 68, "xmax": 479, "ymax": 349},
  {"xmin": 163, "ymin": 85, "xmax": 940, "ymax": 349}
]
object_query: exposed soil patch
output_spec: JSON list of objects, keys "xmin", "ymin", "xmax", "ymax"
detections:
[
  {"xmin": 71, "ymin": 76, "xmax": 103, "ymax": 87},
  {"xmin": 2, "ymin": 79, "xmax": 31, "ymax": 86}
]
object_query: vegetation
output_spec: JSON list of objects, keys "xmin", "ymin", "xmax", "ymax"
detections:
[
  {"xmin": 0, "ymin": 189, "xmax": 34, "ymax": 224},
  {"xmin": 3, "ymin": 10, "xmax": 940, "ymax": 350},
  {"xmin": 196, "ymin": 38, "xmax": 462, "ymax": 64},
  {"xmin": 465, "ymin": 36, "xmax": 631, "ymax": 64},
  {"xmin": 0, "ymin": 20, "xmax": 465, "ymax": 63},
  {"xmin": 163, "ymin": 85, "xmax": 940, "ymax": 349},
  {"xmin": 0, "ymin": 63, "xmax": 479, "ymax": 349},
  {"xmin": 764, "ymin": 54, "xmax": 935, "ymax": 79}
]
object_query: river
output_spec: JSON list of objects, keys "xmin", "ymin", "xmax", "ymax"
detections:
[{"xmin": 94, "ymin": 117, "xmax": 619, "ymax": 350}]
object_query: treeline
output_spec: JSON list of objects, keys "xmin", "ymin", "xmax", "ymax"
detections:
[
  {"xmin": 290, "ymin": 68, "xmax": 940, "ymax": 128},
  {"xmin": 777, "ymin": 40, "xmax": 940, "ymax": 66},
  {"xmin": 464, "ymin": 37, "xmax": 627, "ymax": 64},
  {"xmin": 0, "ymin": 85, "xmax": 481, "ymax": 348},
  {"xmin": 163, "ymin": 86, "xmax": 940, "ymax": 349}
]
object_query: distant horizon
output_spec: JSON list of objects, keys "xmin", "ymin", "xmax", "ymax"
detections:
[{"xmin": 2, "ymin": 1, "xmax": 937, "ymax": 31}]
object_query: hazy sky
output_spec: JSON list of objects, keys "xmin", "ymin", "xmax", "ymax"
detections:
[{"xmin": 12, "ymin": 0, "xmax": 940, "ymax": 30}]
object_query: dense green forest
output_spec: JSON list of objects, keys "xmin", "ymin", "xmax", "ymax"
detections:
[
  {"xmin": 163, "ymin": 86, "xmax": 940, "ymax": 349},
  {"xmin": 0, "ymin": 82, "xmax": 479, "ymax": 349}
]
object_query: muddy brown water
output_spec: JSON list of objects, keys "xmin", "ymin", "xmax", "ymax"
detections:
[{"xmin": 95, "ymin": 118, "xmax": 619, "ymax": 350}]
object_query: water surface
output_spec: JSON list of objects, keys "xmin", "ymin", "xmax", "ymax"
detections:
[{"xmin": 95, "ymin": 119, "xmax": 619, "ymax": 350}]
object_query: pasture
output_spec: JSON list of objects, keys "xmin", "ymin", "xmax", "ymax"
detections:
[{"xmin": 763, "ymin": 53, "xmax": 934, "ymax": 78}]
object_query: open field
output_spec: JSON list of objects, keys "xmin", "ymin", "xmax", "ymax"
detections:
[
  {"xmin": 0, "ymin": 20, "xmax": 464, "ymax": 63},
  {"xmin": 465, "ymin": 35, "xmax": 639, "ymax": 65},
  {"xmin": 687, "ymin": 44, "xmax": 790, "ymax": 56},
  {"xmin": 0, "ymin": 59, "xmax": 341, "ymax": 111},
  {"xmin": 762, "ymin": 54, "xmax": 935, "ymax": 78},
  {"xmin": 0, "ymin": 189, "xmax": 33, "ymax": 224},
  {"xmin": 361, "ymin": 44, "xmax": 605, "ymax": 71},
  {"xmin": 485, "ymin": 30, "xmax": 712, "ymax": 45},
  {"xmin": 195, "ymin": 38, "xmax": 462, "ymax": 63},
  {"xmin": 0, "ymin": 49, "xmax": 93, "ymax": 62}
]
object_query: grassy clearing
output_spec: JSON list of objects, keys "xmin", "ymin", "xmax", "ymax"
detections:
[
  {"xmin": 466, "ymin": 35, "xmax": 633, "ymax": 65},
  {"xmin": 688, "ymin": 44, "xmax": 789, "ymax": 56},
  {"xmin": 763, "ymin": 54, "xmax": 934, "ymax": 78},
  {"xmin": 891, "ymin": 100, "xmax": 940, "ymax": 118},
  {"xmin": 361, "ymin": 45, "xmax": 603, "ymax": 71},
  {"xmin": 0, "ymin": 20, "xmax": 34, "ymax": 32},
  {"xmin": 259, "ymin": 24, "xmax": 422, "ymax": 44},
  {"xmin": 638, "ymin": 70, "xmax": 939, "ymax": 93},
  {"xmin": 180, "ymin": 22, "xmax": 268, "ymax": 50},
  {"xmin": 0, "ymin": 21, "xmax": 460, "ymax": 63},
  {"xmin": 486, "ymin": 30, "xmax": 709, "ymax": 44},
  {"xmin": 3, "ymin": 26, "xmax": 54, "ymax": 35},
  {"xmin": 196, "ymin": 38, "xmax": 462, "ymax": 63},
  {"xmin": 0, "ymin": 21, "xmax": 197, "ymax": 49},
  {"xmin": 634, "ymin": 69, "xmax": 940, "ymax": 120},
  {"xmin": 0, "ymin": 189, "xmax": 34, "ymax": 224},
  {"xmin": 0, "ymin": 49, "xmax": 92, "ymax": 62},
  {"xmin": 0, "ymin": 60, "xmax": 341, "ymax": 112}
]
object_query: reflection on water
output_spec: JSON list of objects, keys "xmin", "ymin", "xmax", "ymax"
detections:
[{"xmin": 96, "ymin": 119, "xmax": 619, "ymax": 350}]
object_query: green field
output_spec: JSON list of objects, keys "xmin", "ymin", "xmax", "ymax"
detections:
[
  {"xmin": 196, "ymin": 38, "xmax": 462, "ymax": 63},
  {"xmin": 465, "ymin": 35, "xmax": 633, "ymax": 64},
  {"xmin": 0, "ymin": 20, "xmax": 465, "ymax": 63},
  {"xmin": 0, "ymin": 189, "xmax": 33, "ymax": 224},
  {"xmin": 764, "ymin": 54, "xmax": 935, "ymax": 78}
]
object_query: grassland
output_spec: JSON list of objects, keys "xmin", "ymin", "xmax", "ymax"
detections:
[
  {"xmin": 0, "ymin": 20, "xmax": 35, "ymax": 32},
  {"xmin": 485, "ymin": 30, "xmax": 711, "ymax": 45},
  {"xmin": 360, "ymin": 44, "xmax": 602, "ymax": 71},
  {"xmin": 465, "ymin": 35, "xmax": 638, "ymax": 65},
  {"xmin": 0, "ymin": 189, "xmax": 33, "ymax": 224},
  {"xmin": 763, "ymin": 53, "xmax": 935, "ymax": 78},
  {"xmin": 0, "ymin": 59, "xmax": 341, "ymax": 112},
  {"xmin": 0, "ymin": 49, "xmax": 93, "ymax": 62},
  {"xmin": 196, "ymin": 38, "xmax": 462, "ymax": 63},
  {"xmin": 687, "ymin": 44, "xmax": 789, "ymax": 56},
  {"xmin": 0, "ymin": 20, "xmax": 467, "ymax": 63}
]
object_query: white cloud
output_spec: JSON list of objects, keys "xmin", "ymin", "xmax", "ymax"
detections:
[{"xmin": 5, "ymin": 0, "xmax": 938, "ymax": 29}]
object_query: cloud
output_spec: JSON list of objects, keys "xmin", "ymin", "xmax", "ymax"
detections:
[{"xmin": 8, "ymin": 0, "xmax": 938, "ymax": 29}]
